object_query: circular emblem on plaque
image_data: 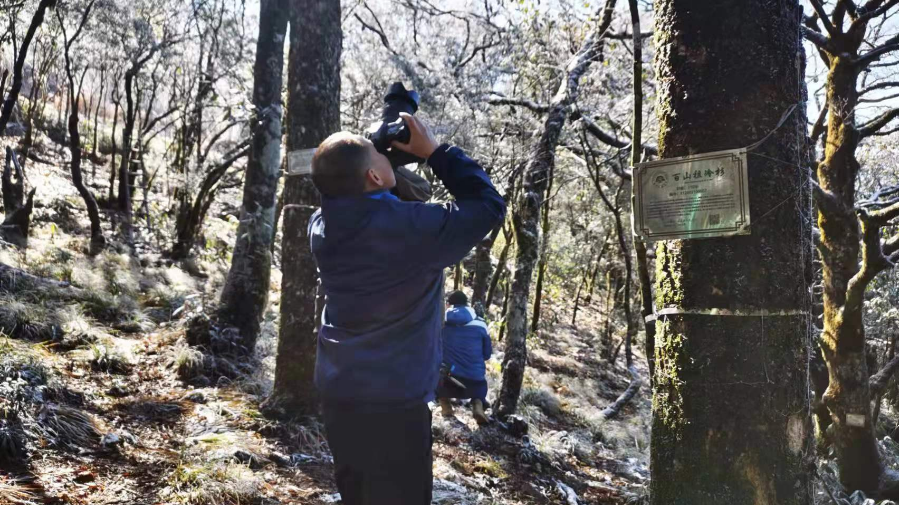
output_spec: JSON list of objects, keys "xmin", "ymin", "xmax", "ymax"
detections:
[{"xmin": 651, "ymin": 171, "xmax": 669, "ymax": 188}]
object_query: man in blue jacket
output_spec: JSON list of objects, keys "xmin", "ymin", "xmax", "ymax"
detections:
[
  {"xmin": 437, "ymin": 290, "xmax": 492, "ymax": 425},
  {"xmin": 308, "ymin": 113, "xmax": 505, "ymax": 505}
]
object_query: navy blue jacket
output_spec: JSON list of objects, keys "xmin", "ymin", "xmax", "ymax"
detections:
[
  {"xmin": 310, "ymin": 144, "xmax": 506, "ymax": 405},
  {"xmin": 442, "ymin": 305, "xmax": 491, "ymax": 381}
]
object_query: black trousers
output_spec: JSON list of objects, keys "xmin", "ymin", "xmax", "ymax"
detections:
[{"xmin": 322, "ymin": 401, "xmax": 433, "ymax": 505}]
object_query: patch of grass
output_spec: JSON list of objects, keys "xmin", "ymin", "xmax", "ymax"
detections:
[
  {"xmin": 0, "ymin": 417, "xmax": 27, "ymax": 464},
  {"xmin": 0, "ymin": 338, "xmax": 58, "ymax": 402},
  {"xmin": 0, "ymin": 297, "xmax": 63, "ymax": 342},
  {"xmin": 474, "ymin": 457, "xmax": 507, "ymax": 479},
  {"xmin": 284, "ymin": 418, "xmax": 328, "ymax": 456},
  {"xmin": 34, "ymin": 404, "xmax": 101, "ymax": 450},
  {"xmin": 520, "ymin": 386, "xmax": 563, "ymax": 418},
  {"xmin": 175, "ymin": 347, "xmax": 205, "ymax": 381},
  {"xmin": 89, "ymin": 343, "xmax": 132, "ymax": 374},
  {"xmin": 163, "ymin": 461, "xmax": 265, "ymax": 505}
]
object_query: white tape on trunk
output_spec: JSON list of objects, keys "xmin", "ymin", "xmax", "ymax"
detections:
[
  {"xmin": 287, "ymin": 148, "xmax": 316, "ymax": 176},
  {"xmin": 656, "ymin": 307, "xmax": 809, "ymax": 317}
]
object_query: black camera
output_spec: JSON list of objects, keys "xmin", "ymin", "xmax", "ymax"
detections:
[{"xmin": 366, "ymin": 82, "xmax": 423, "ymax": 167}]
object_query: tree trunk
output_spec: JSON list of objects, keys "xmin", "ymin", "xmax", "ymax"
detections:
[
  {"xmin": 485, "ymin": 226, "xmax": 512, "ymax": 310},
  {"xmin": 107, "ymin": 100, "xmax": 119, "ymax": 206},
  {"xmin": 217, "ymin": 0, "xmax": 291, "ymax": 353},
  {"xmin": 471, "ymin": 223, "xmax": 502, "ymax": 311},
  {"xmin": 2, "ymin": 147, "xmax": 24, "ymax": 213},
  {"xmin": 496, "ymin": 0, "xmax": 617, "ymax": 418},
  {"xmin": 118, "ymin": 69, "xmax": 139, "ymax": 245},
  {"xmin": 91, "ymin": 67, "xmax": 105, "ymax": 161},
  {"xmin": 0, "ymin": 0, "xmax": 55, "ymax": 135},
  {"xmin": 67, "ymin": 87, "xmax": 105, "ymax": 255},
  {"xmin": 627, "ymin": 0, "xmax": 656, "ymax": 384},
  {"xmin": 266, "ymin": 0, "xmax": 341, "ymax": 415},
  {"xmin": 170, "ymin": 145, "xmax": 250, "ymax": 260},
  {"xmin": 649, "ymin": 1, "xmax": 812, "ymax": 503},
  {"xmin": 817, "ymin": 36, "xmax": 890, "ymax": 497},
  {"xmin": 58, "ymin": 1, "xmax": 104, "ymax": 255},
  {"xmin": 573, "ymin": 234, "xmax": 609, "ymax": 325},
  {"xmin": 531, "ymin": 190, "xmax": 552, "ymax": 333}
]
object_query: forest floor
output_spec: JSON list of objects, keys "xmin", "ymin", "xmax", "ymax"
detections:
[{"xmin": 0, "ymin": 132, "xmax": 653, "ymax": 505}]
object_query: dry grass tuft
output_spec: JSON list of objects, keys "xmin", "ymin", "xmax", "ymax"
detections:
[
  {"xmin": 0, "ymin": 479, "xmax": 36, "ymax": 505},
  {"xmin": 34, "ymin": 404, "xmax": 101, "ymax": 449},
  {"xmin": 0, "ymin": 298, "xmax": 62, "ymax": 342},
  {"xmin": 89, "ymin": 343, "xmax": 132, "ymax": 374},
  {"xmin": 174, "ymin": 346, "xmax": 205, "ymax": 381},
  {"xmin": 163, "ymin": 462, "xmax": 266, "ymax": 505}
]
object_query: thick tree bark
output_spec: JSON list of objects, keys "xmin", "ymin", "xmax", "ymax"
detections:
[
  {"xmin": 266, "ymin": 0, "xmax": 341, "ymax": 415},
  {"xmin": 649, "ymin": 1, "xmax": 812, "ymax": 503},
  {"xmin": 217, "ymin": 0, "xmax": 290, "ymax": 352},
  {"xmin": 497, "ymin": 0, "xmax": 616, "ymax": 418}
]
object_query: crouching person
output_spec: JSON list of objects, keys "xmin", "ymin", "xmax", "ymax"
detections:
[{"xmin": 438, "ymin": 290, "xmax": 492, "ymax": 425}]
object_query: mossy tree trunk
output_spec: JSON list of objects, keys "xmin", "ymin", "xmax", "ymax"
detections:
[
  {"xmin": 650, "ymin": 1, "xmax": 813, "ymax": 503},
  {"xmin": 800, "ymin": 2, "xmax": 899, "ymax": 496},
  {"xmin": 267, "ymin": 0, "xmax": 341, "ymax": 416},
  {"xmin": 217, "ymin": 0, "xmax": 289, "ymax": 353}
]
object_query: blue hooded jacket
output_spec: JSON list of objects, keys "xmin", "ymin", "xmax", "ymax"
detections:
[
  {"xmin": 310, "ymin": 144, "xmax": 506, "ymax": 405},
  {"xmin": 442, "ymin": 305, "xmax": 492, "ymax": 381}
]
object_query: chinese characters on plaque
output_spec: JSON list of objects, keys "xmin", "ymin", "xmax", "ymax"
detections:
[
  {"xmin": 632, "ymin": 148, "xmax": 751, "ymax": 241},
  {"xmin": 287, "ymin": 148, "xmax": 317, "ymax": 176}
]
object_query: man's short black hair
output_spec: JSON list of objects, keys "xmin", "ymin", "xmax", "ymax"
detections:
[
  {"xmin": 311, "ymin": 132, "xmax": 370, "ymax": 197},
  {"xmin": 447, "ymin": 290, "xmax": 468, "ymax": 306}
]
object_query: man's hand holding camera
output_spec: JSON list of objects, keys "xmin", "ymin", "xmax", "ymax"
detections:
[{"xmin": 391, "ymin": 112, "xmax": 439, "ymax": 160}]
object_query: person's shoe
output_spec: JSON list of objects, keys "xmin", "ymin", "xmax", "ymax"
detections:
[
  {"xmin": 472, "ymin": 399, "xmax": 489, "ymax": 426},
  {"xmin": 439, "ymin": 398, "xmax": 454, "ymax": 418}
]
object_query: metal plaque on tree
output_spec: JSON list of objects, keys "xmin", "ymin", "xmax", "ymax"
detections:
[
  {"xmin": 287, "ymin": 148, "xmax": 316, "ymax": 176},
  {"xmin": 633, "ymin": 148, "xmax": 750, "ymax": 241}
]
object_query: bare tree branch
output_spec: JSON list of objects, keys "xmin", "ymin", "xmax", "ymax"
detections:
[
  {"xmin": 607, "ymin": 30, "xmax": 652, "ymax": 40},
  {"xmin": 857, "ymin": 33, "xmax": 899, "ymax": 67},
  {"xmin": 854, "ymin": 0, "xmax": 899, "ymax": 28},
  {"xmin": 811, "ymin": 101, "xmax": 829, "ymax": 144},
  {"xmin": 870, "ymin": 352, "xmax": 899, "ymax": 395},
  {"xmin": 861, "ymin": 80, "xmax": 899, "ymax": 94},
  {"xmin": 859, "ymin": 107, "xmax": 899, "ymax": 136},
  {"xmin": 811, "ymin": 0, "xmax": 839, "ymax": 36},
  {"xmin": 486, "ymin": 95, "xmax": 550, "ymax": 113},
  {"xmin": 802, "ymin": 24, "xmax": 832, "ymax": 51}
]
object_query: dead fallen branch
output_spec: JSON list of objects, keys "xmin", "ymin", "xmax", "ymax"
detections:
[{"xmin": 601, "ymin": 365, "xmax": 641, "ymax": 419}]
